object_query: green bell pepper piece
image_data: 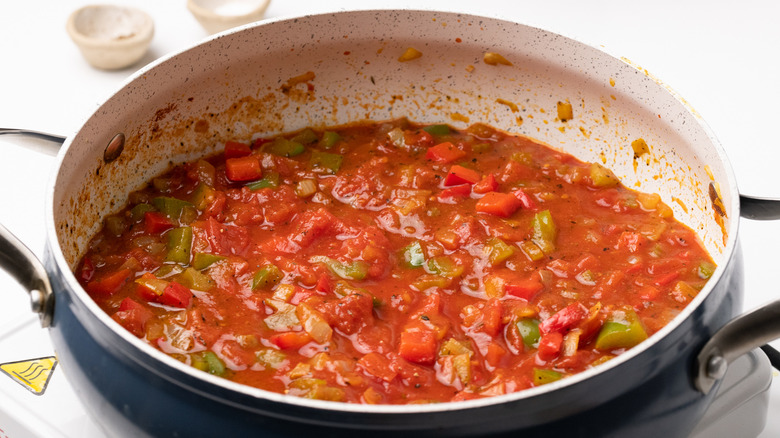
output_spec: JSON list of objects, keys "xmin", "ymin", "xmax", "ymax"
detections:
[
  {"xmin": 129, "ymin": 203, "xmax": 155, "ymax": 222},
  {"xmin": 203, "ymin": 351, "xmax": 226, "ymax": 376},
  {"xmin": 166, "ymin": 227, "xmax": 193, "ymax": 264},
  {"xmin": 426, "ymin": 256, "xmax": 464, "ymax": 278},
  {"xmin": 191, "ymin": 183, "xmax": 216, "ymax": 210},
  {"xmin": 423, "ymin": 124, "xmax": 451, "ymax": 136},
  {"xmin": 517, "ymin": 318, "xmax": 541, "ymax": 349},
  {"xmin": 697, "ymin": 261, "xmax": 716, "ymax": 279},
  {"xmin": 595, "ymin": 308, "xmax": 648, "ymax": 350},
  {"xmin": 267, "ymin": 137, "xmax": 305, "ymax": 157},
  {"xmin": 309, "ymin": 256, "xmax": 369, "ymax": 281},
  {"xmin": 311, "ymin": 151, "xmax": 343, "ymax": 174},
  {"xmin": 532, "ymin": 210, "xmax": 557, "ymax": 255},
  {"xmin": 319, "ymin": 131, "xmax": 342, "ymax": 149},
  {"xmin": 533, "ymin": 368, "xmax": 562, "ymax": 386},
  {"xmin": 246, "ymin": 171, "xmax": 280, "ymax": 190},
  {"xmin": 192, "ymin": 253, "xmax": 225, "ymax": 270},
  {"xmin": 291, "ymin": 128, "xmax": 319, "ymax": 145},
  {"xmin": 152, "ymin": 196, "xmax": 195, "ymax": 221},
  {"xmin": 252, "ymin": 264, "xmax": 284, "ymax": 290}
]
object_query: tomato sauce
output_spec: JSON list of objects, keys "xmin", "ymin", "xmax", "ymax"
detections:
[{"xmin": 78, "ymin": 119, "xmax": 715, "ymax": 404}]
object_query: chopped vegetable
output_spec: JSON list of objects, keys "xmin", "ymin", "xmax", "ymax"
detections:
[
  {"xmin": 165, "ymin": 227, "xmax": 193, "ymax": 264},
  {"xmin": 473, "ymin": 173, "xmax": 498, "ymax": 194},
  {"xmin": 531, "ymin": 210, "xmax": 557, "ymax": 254},
  {"xmin": 399, "ymin": 327, "xmax": 437, "ymax": 364},
  {"xmin": 311, "ymin": 151, "xmax": 343, "ymax": 174},
  {"xmin": 252, "ymin": 264, "xmax": 284, "ymax": 290},
  {"xmin": 595, "ymin": 308, "xmax": 648, "ymax": 350},
  {"xmin": 225, "ymin": 156, "xmax": 263, "ymax": 182},
  {"xmin": 267, "ymin": 137, "xmax": 305, "ymax": 157},
  {"xmin": 422, "ymin": 124, "xmax": 451, "ymax": 136},
  {"xmin": 86, "ymin": 269, "xmax": 132, "ymax": 297},
  {"xmin": 319, "ymin": 131, "xmax": 342, "ymax": 149},
  {"xmin": 309, "ymin": 256, "xmax": 369, "ymax": 281},
  {"xmin": 444, "ymin": 164, "xmax": 481, "ymax": 186},
  {"xmin": 516, "ymin": 318, "xmax": 541, "ymax": 349},
  {"xmin": 192, "ymin": 253, "xmax": 225, "ymax": 270},
  {"xmin": 291, "ymin": 128, "xmax": 319, "ymax": 145},
  {"xmin": 402, "ymin": 241, "xmax": 426, "ymax": 267},
  {"xmin": 295, "ymin": 179, "xmax": 318, "ymax": 198},
  {"xmin": 484, "ymin": 237, "xmax": 515, "ymax": 266},
  {"xmin": 203, "ymin": 351, "xmax": 226, "ymax": 376},
  {"xmin": 533, "ymin": 368, "xmax": 562, "ymax": 385},
  {"xmin": 589, "ymin": 163, "xmax": 619, "ymax": 187},
  {"xmin": 224, "ymin": 141, "xmax": 251, "ymax": 159},
  {"xmin": 246, "ymin": 171, "xmax": 280, "ymax": 190},
  {"xmin": 191, "ymin": 183, "xmax": 217, "ymax": 210},
  {"xmin": 426, "ymin": 256, "xmax": 464, "ymax": 278},
  {"xmin": 159, "ymin": 281, "xmax": 192, "ymax": 308},
  {"xmin": 476, "ymin": 192, "xmax": 522, "ymax": 217},
  {"xmin": 152, "ymin": 197, "xmax": 195, "ymax": 222},
  {"xmin": 557, "ymin": 101, "xmax": 573, "ymax": 121},
  {"xmin": 425, "ymin": 142, "xmax": 466, "ymax": 163},
  {"xmin": 177, "ymin": 267, "xmax": 214, "ymax": 291}
]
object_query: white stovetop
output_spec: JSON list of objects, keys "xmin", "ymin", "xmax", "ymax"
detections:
[{"xmin": 1, "ymin": 1, "xmax": 779, "ymax": 436}]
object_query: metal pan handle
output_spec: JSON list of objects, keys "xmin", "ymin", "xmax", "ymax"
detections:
[
  {"xmin": 694, "ymin": 195, "xmax": 780, "ymax": 393},
  {"xmin": 0, "ymin": 223, "xmax": 54, "ymax": 327},
  {"xmin": 0, "ymin": 129, "xmax": 65, "ymax": 327}
]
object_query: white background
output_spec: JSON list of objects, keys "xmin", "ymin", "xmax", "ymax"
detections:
[{"xmin": 0, "ymin": 0, "xmax": 779, "ymax": 436}]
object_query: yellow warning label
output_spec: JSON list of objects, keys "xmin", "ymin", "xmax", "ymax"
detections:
[{"xmin": 0, "ymin": 356, "xmax": 57, "ymax": 395}]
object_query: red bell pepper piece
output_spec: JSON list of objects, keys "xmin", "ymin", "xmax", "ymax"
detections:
[
  {"xmin": 475, "ymin": 192, "xmax": 522, "ymax": 217},
  {"xmin": 438, "ymin": 183, "xmax": 471, "ymax": 201},
  {"xmin": 224, "ymin": 141, "xmax": 252, "ymax": 159},
  {"xmin": 505, "ymin": 277, "xmax": 544, "ymax": 301},
  {"xmin": 357, "ymin": 352, "xmax": 398, "ymax": 382},
  {"xmin": 159, "ymin": 281, "xmax": 192, "ymax": 308},
  {"xmin": 511, "ymin": 188, "xmax": 537, "ymax": 210},
  {"xmin": 398, "ymin": 327, "xmax": 437, "ymax": 364},
  {"xmin": 538, "ymin": 303, "xmax": 588, "ymax": 335},
  {"xmin": 269, "ymin": 331, "xmax": 312, "ymax": 350},
  {"xmin": 112, "ymin": 298, "xmax": 154, "ymax": 338},
  {"xmin": 86, "ymin": 269, "xmax": 132, "ymax": 297},
  {"xmin": 144, "ymin": 211, "xmax": 175, "ymax": 234},
  {"xmin": 79, "ymin": 257, "xmax": 95, "ymax": 282},
  {"xmin": 444, "ymin": 165, "xmax": 481, "ymax": 186},
  {"xmin": 473, "ymin": 173, "xmax": 498, "ymax": 194},
  {"xmin": 537, "ymin": 332, "xmax": 563, "ymax": 361},
  {"xmin": 479, "ymin": 298, "xmax": 503, "ymax": 337},
  {"xmin": 315, "ymin": 273, "xmax": 331, "ymax": 294},
  {"xmin": 425, "ymin": 142, "xmax": 466, "ymax": 163},
  {"xmin": 484, "ymin": 341, "xmax": 507, "ymax": 368},
  {"xmin": 225, "ymin": 156, "xmax": 263, "ymax": 182}
]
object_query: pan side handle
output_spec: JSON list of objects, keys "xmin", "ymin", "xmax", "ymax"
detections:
[
  {"xmin": 694, "ymin": 300, "xmax": 780, "ymax": 393},
  {"xmin": 0, "ymin": 129, "xmax": 64, "ymax": 327},
  {"xmin": 695, "ymin": 195, "xmax": 780, "ymax": 393},
  {"xmin": 739, "ymin": 194, "xmax": 780, "ymax": 220},
  {"xmin": 0, "ymin": 223, "xmax": 54, "ymax": 327}
]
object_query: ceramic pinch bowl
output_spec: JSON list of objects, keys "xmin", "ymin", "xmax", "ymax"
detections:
[
  {"xmin": 187, "ymin": 0, "xmax": 271, "ymax": 34},
  {"xmin": 66, "ymin": 4, "xmax": 154, "ymax": 70}
]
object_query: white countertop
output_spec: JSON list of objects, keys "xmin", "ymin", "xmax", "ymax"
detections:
[{"xmin": 0, "ymin": 1, "xmax": 778, "ymax": 436}]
